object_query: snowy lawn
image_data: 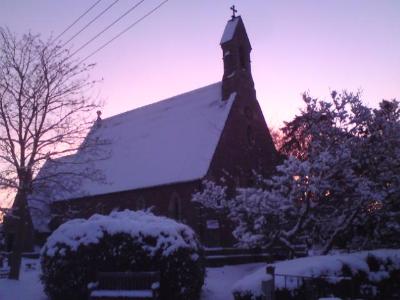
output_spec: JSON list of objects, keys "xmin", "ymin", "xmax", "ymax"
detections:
[
  {"xmin": 201, "ymin": 263, "xmax": 265, "ymax": 300},
  {"xmin": 0, "ymin": 259, "xmax": 46, "ymax": 300},
  {"xmin": 0, "ymin": 258, "xmax": 265, "ymax": 300},
  {"xmin": 4, "ymin": 252, "xmax": 399, "ymax": 300}
]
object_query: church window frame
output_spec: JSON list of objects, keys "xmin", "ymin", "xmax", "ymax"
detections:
[
  {"xmin": 239, "ymin": 46, "xmax": 248, "ymax": 70},
  {"xmin": 168, "ymin": 192, "xmax": 182, "ymax": 221},
  {"xmin": 136, "ymin": 196, "xmax": 146, "ymax": 211}
]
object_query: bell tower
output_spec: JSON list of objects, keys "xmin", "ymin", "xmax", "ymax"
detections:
[{"xmin": 220, "ymin": 13, "xmax": 254, "ymax": 100}]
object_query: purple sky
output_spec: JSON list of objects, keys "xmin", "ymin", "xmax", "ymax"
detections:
[{"xmin": 1, "ymin": 0, "xmax": 399, "ymax": 128}]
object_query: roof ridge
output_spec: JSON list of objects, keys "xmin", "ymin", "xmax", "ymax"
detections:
[{"xmin": 102, "ymin": 81, "xmax": 222, "ymax": 123}]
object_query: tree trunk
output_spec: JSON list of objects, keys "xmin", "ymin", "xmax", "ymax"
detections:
[
  {"xmin": 321, "ymin": 208, "xmax": 359, "ymax": 255},
  {"xmin": 8, "ymin": 190, "xmax": 29, "ymax": 280}
]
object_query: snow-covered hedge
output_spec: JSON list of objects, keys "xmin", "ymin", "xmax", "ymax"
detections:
[
  {"xmin": 40, "ymin": 210, "xmax": 205, "ymax": 300},
  {"xmin": 232, "ymin": 249, "xmax": 400, "ymax": 300}
]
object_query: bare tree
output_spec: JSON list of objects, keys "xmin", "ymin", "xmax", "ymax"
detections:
[{"xmin": 0, "ymin": 27, "xmax": 101, "ymax": 279}]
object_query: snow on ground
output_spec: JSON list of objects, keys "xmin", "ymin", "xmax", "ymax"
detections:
[
  {"xmin": 0, "ymin": 258, "xmax": 46, "ymax": 300},
  {"xmin": 6, "ymin": 250, "xmax": 397, "ymax": 300},
  {"xmin": 232, "ymin": 249, "xmax": 400, "ymax": 297},
  {"xmin": 0, "ymin": 259, "xmax": 264, "ymax": 300},
  {"xmin": 201, "ymin": 263, "xmax": 265, "ymax": 300}
]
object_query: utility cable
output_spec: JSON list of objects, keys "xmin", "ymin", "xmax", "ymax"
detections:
[
  {"xmin": 69, "ymin": 0, "xmax": 146, "ymax": 59},
  {"xmin": 61, "ymin": 0, "xmax": 120, "ymax": 48},
  {"xmin": 54, "ymin": 0, "xmax": 103, "ymax": 42},
  {"xmin": 79, "ymin": 0, "xmax": 169, "ymax": 64}
]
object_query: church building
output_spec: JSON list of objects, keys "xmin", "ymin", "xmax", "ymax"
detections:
[{"xmin": 24, "ymin": 15, "xmax": 278, "ymax": 249}]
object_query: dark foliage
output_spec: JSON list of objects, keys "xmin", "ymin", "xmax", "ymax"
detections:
[
  {"xmin": 366, "ymin": 254, "xmax": 382, "ymax": 272},
  {"xmin": 41, "ymin": 231, "xmax": 205, "ymax": 300},
  {"xmin": 233, "ymin": 291, "xmax": 263, "ymax": 300}
]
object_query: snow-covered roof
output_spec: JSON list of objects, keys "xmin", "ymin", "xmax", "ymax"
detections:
[
  {"xmin": 30, "ymin": 82, "xmax": 235, "ymax": 211},
  {"xmin": 220, "ymin": 17, "xmax": 240, "ymax": 44}
]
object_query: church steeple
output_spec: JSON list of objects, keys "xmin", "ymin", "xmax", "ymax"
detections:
[{"xmin": 220, "ymin": 15, "xmax": 254, "ymax": 100}]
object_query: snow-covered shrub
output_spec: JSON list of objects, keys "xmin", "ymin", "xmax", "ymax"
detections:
[
  {"xmin": 40, "ymin": 210, "xmax": 205, "ymax": 300},
  {"xmin": 232, "ymin": 249, "xmax": 400, "ymax": 300}
]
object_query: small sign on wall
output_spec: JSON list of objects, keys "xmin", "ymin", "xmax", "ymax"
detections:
[{"xmin": 206, "ymin": 219, "xmax": 220, "ymax": 229}]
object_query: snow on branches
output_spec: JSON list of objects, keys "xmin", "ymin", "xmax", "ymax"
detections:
[{"xmin": 193, "ymin": 91, "xmax": 400, "ymax": 254}]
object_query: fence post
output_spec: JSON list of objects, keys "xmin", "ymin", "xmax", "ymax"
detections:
[{"xmin": 266, "ymin": 266, "xmax": 275, "ymax": 300}]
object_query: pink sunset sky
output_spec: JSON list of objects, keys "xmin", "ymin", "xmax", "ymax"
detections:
[{"xmin": 0, "ymin": 0, "xmax": 399, "ymax": 128}]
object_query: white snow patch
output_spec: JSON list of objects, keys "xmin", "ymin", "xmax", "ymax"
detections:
[
  {"xmin": 227, "ymin": 71, "xmax": 236, "ymax": 78},
  {"xmin": 221, "ymin": 17, "xmax": 240, "ymax": 44},
  {"xmin": 0, "ymin": 259, "xmax": 46, "ymax": 300},
  {"xmin": 90, "ymin": 290, "xmax": 153, "ymax": 297},
  {"xmin": 42, "ymin": 210, "xmax": 200, "ymax": 258},
  {"xmin": 2, "ymin": 260, "xmax": 263, "ymax": 300},
  {"xmin": 232, "ymin": 249, "xmax": 400, "ymax": 297},
  {"xmin": 201, "ymin": 263, "xmax": 265, "ymax": 300},
  {"xmin": 232, "ymin": 266, "xmax": 272, "ymax": 298}
]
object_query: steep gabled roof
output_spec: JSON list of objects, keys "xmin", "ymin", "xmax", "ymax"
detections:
[
  {"xmin": 29, "ymin": 82, "xmax": 236, "ymax": 230},
  {"xmin": 220, "ymin": 16, "xmax": 251, "ymax": 49},
  {"xmin": 220, "ymin": 16, "xmax": 241, "ymax": 44},
  {"xmin": 78, "ymin": 82, "xmax": 235, "ymax": 196}
]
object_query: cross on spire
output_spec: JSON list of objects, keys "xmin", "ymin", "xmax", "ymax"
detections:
[{"xmin": 230, "ymin": 5, "xmax": 237, "ymax": 19}]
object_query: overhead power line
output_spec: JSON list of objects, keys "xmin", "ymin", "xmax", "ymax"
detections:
[
  {"xmin": 79, "ymin": 0, "xmax": 169, "ymax": 64},
  {"xmin": 54, "ymin": 0, "xmax": 103, "ymax": 42},
  {"xmin": 61, "ymin": 0, "xmax": 120, "ymax": 48},
  {"xmin": 69, "ymin": 0, "xmax": 146, "ymax": 59}
]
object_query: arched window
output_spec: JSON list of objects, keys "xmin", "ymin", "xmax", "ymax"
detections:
[
  {"xmin": 168, "ymin": 193, "xmax": 182, "ymax": 220},
  {"xmin": 239, "ymin": 46, "xmax": 247, "ymax": 70},
  {"xmin": 136, "ymin": 196, "xmax": 146, "ymax": 210}
]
